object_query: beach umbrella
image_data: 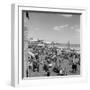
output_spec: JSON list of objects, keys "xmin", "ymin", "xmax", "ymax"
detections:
[{"xmin": 28, "ymin": 51, "xmax": 35, "ymax": 57}]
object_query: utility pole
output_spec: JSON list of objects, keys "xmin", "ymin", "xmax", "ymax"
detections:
[{"xmin": 67, "ymin": 40, "xmax": 70, "ymax": 49}]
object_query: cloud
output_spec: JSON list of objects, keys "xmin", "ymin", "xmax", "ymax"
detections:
[
  {"xmin": 70, "ymin": 25, "xmax": 80, "ymax": 32},
  {"xmin": 53, "ymin": 26, "xmax": 60, "ymax": 31},
  {"xmin": 34, "ymin": 28, "xmax": 39, "ymax": 31},
  {"xmin": 75, "ymin": 28, "xmax": 80, "ymax": 32},
  {"xmin": 61, "ymin": 14, "xmax": 72, "ymax": 18},
  {"xmin": 70, "ymin": 26, "xmax": 74, "ymax": 30},
  {"xmin": 53, "ymin": 24, "xmax": 69, "ymax": 31},
  {"xmin": 53, "ymin": 24, "xmax": 80, "ymax": 32}
]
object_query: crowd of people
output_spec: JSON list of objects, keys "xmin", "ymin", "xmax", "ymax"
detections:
[{"xmin": 24, "ymin": 41, "xmax": 80, "ymax": 77}]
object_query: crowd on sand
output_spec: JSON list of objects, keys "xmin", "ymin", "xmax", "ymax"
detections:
[{"xmin": 25, "ymin": 42, "xmax": 80, "ymax": 77}]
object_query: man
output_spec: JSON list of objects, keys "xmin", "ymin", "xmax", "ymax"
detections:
[{"xmin": 72, "ymin": 63, "xmax": 77, "ymax": 73}]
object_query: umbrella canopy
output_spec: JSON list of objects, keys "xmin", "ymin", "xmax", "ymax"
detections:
[{"xmin": 28, "ymin": 51, "xmax": 35, "ymax": 57}]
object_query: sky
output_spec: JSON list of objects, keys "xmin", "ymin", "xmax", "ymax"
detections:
[{"xmin": 23, "ymin": 11, "xmax": 80, "ymax": 44}]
